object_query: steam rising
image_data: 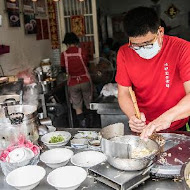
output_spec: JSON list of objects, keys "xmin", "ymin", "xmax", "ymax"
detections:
[{"xmin": 23, "ymin": 83, "xmax": 39, "ymax": 106}]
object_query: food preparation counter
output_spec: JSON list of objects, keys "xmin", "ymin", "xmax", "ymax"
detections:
[
  {"xmin": 90, "ymin": 96, "xmax": 130, "ymax": 130},
  {"xmin": 0, "ymin": 128, "xmax": 188, "ymax": 190},
  {"xmin": 0, "ymin": 165, "xmax": 185, "ymax": 190}
]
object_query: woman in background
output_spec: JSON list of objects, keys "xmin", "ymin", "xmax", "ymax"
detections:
[{"xmin": 61, "ymin": 32, "xmax": 92, "ymax": 128}]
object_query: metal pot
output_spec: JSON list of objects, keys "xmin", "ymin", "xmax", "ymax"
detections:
[
  {"xmin": 101, "ymin": 135, "xmax": 159, "ymax": 171},
  {"xmin": 41, "ymin": 79, "xmax": 56, "ymax": 94},
  {"xmin": 0, "ymin": 104, "xmax": 39, "ymax": 151},
  {"xmin": 40, "ymin": 81, "xmax": 50, "ymax": 94},
  {"xmin": 100, "ymin": 123, "xmax": 159, "ymax": 171}
]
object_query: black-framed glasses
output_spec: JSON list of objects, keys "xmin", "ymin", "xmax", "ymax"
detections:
[
  {"xmin": 129, "ymin": 34, "xmax": 158, "ymax": 50},
  {"xmin": 129, "ymin": 44, "xmax": 155, "ymax": 50}
]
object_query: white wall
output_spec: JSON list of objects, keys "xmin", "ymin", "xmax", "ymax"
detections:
[
  {"xmin": 99, "ymin": 0, "xmax": 190, "ymax": 41},
  {"xmin": 0, "ymin": 0, "xmax": 52, "ymax": 75}
]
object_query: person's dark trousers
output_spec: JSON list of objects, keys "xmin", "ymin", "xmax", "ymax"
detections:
[
  {"xmin": 77, "ymin": 113, "xmax": 87, "ymax": 128},
  {"xmin": 85, "ymin": 109, "xmax": 94, "ymax": 128}
]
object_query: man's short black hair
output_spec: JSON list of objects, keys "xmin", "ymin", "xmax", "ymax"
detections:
[
  {"xmin": 123, "ymin": 6, "xmax": 160, "ymax": 37},
  {"xmin": 63, "ymin": 32, "xmax": 79, "ymax": 45}
]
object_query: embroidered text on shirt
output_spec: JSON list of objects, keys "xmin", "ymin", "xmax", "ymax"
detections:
[{"xmin": 164, "ymin": 63, "xmax": 170, "ymax": 88}]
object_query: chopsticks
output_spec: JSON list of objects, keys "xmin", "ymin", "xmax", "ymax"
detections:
[
  {"xmin": 128, "ymin": 86, "xmax": 141, "ymax": 119},
  {"xmin": 129, "ymin": 87, "xmax": 165, "ymax": 149}
]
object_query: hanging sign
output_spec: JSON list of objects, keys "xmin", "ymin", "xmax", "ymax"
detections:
[
  {"xmin": 24, "ymin": 14, "xmax": 37, "ymax": 34},
  {"xmin": 35, "ymin": 0, "xmax": 47, "ymax": 17},
  {"xmin": 47, "ymin": 0, "xmax": 59, "ymax": 49},
  {"xmin": 5, "ymin": 0, "xmax": 21, "ymax": 27},
  {"xmin": 165, "ymin": 4, "xmax": 180, "ymax": 19},
  {"xmin": 71, "ymin": 15, "xmax": 85, "ymax": 36},
  {"xmin": 22, "ymin": 0, "xmax": 34, "ymax": 14}
]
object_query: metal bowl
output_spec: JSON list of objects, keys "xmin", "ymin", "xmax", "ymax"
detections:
[{"xmin": 101, "ymin": 135, "xmax": 159, "ymax": 171}]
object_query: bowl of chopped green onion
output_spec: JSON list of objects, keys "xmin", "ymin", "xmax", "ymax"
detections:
[{"xmin": 41, "ymin": 131, "xmax": 71, "ymax": 149}]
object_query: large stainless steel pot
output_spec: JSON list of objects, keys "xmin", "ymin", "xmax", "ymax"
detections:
[
  {"xmin": 100, "ymin": 123, "xmax": 159, "ymax": 171},
  {"xmin": 101, "ymin": 135, "xmax": 159, "ymax": 171},
  {"xmin": 0, "ymin": 104, "xmax": 39, "ymax": 151}
]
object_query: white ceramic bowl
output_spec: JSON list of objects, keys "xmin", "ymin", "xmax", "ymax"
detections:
[
  {"xmin": 41, "ymin": 131, "xmax": 71, "ymax": 148},
  {"xmin": 74, "ymin": 131, "xmax": 98, "ymax": 139},
  {"xmin": 88, "ymin": 139, "xmax": 101, "ymax": 151},
  {"xmin": 71, "ymin": 151, "xmax": 107, "ymax": 168},
  {"xmin": 47, "ymin": 166, "xmax": 87, "ymax": 190},
  {"xmin": 70, "ymin": 138, "xmax": 88, "ymax": 149},
  {"xmin": 46, "ymin": 144, "xmax": 65, "ymax": 150},
  {"xmin": 6, "ymin": 165, "xmax": 46, "ymax": 190},
  {"xmin": 40, "ymin": 148, "xmax": 74, "ymax": 169},
  {"xmin": 6, "ymin": 147, "xmax": 34, "ymax": 164}
]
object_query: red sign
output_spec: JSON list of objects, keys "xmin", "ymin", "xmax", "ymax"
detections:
[
  {"xmin": 71, "ymin": 15, "xmax": 85, "ymax": 36},
  {"xmin": 47, "ymin": 0, "xmax": 59, "ymax": 49}
]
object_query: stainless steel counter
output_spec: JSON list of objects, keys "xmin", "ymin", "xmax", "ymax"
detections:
[
  {"xmin": 0, "ymin": 166, "xmax": 185, "ymax": 190},
  {"xmin": 0, "ymin": 163, "xmax": 185, "ymax": 190},
  {"xmin": 0, "ymin": 128, "xmax": 188, "ymax": 190},
  {"xmin": 90, "ymin": 96, "xmax": 120, "ymax": 111}
]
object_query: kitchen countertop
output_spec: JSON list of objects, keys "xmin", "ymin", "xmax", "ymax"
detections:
[{"xmin": 0, "ymin": 128, "xmax": 188, "ymax": 190}]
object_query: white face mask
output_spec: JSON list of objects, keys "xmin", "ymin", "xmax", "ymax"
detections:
[{"xmin": 134, "ymin": 39, "xmax": 161, "ymax": 59}]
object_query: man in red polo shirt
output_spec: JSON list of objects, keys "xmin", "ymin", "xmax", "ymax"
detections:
[{"xmin": 115, "ymin": 7, "xmax": 190, "ymax": 140}]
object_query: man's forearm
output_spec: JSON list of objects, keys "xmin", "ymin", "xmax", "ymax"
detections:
[
  {"xmin": 118, "ymin": 92, "xmax": 136, "ymax": 119},
  {"xmin": 162, "ymin": 93, "xmax": 190, "ymax": 122}
]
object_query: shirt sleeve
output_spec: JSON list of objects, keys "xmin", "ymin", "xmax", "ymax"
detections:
[
  {"xmin": 178, "ymin": 41, "xmax": 190, "ymax": 82},
  {"xmin": 115, "ymin": 47, "xmax": 132, "ymax": 86},
  {"xmin": 60, "ymin": 52, "xmax": 65, "ymax": 67}
]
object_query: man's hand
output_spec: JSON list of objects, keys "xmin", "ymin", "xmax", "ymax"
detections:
[
  {"xmin": 140, "ymin": 115, "xmax": 172, "ymax": 140},
  {"xmin": 129, "ymin": 112, "xmax": 146, "ymax": 133}
]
